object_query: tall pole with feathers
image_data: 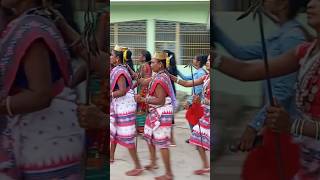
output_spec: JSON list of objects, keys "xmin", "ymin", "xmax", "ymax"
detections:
[
  {"xmin": 82, "ymin": 0, "xmax": 106, "ymax": 174},
  {"xmin": 234, "ymin": 1, "xmax": 284, "ymax": 180}
]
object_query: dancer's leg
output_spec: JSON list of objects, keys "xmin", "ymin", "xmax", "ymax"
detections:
[
  {"xmin": 145, "ymin": 144, "xmax": 158, "ymax": 170},
  {"xmin": 110, "ymin": 142, "xmax": 117, "ymax": 162}
]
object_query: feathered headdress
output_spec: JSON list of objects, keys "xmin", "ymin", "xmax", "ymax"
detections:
[
  {"xmin": 121, "ymin": 46, "xmax": 128, "ymax": 64},
  {"xmin": 114, "ymin": 44, "xmax": 122, "ymax": 52}
]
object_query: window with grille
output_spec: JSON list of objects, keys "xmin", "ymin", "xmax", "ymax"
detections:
[
  {"xmin": 110, "ymin": 20, "xmax": 147, "ymax": 60},
  {"xmin": 180, "ymin": 22, "xmax": 210, "ymax": 65},
  {"xmin": 155, "ymin": 20, "xmax": 176, "ymax": 54},
  {"xmin": 155, "ymin": 20, "xmax": 209, "ymax": 65},
  {"xmin": 111, "ymin": 20, "xmax": 209, "ymax": 65}
]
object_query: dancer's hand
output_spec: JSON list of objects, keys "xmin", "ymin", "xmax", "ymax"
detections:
[
  {"xmin": 168, "ymin": 73, "xmax": 177, "ymax": 82},
  {"xmin": 131, "ymin": 72, "xmax": 139, "ymax": 80},
  {"xmin": 192, "ymin": 95, "xmax": 201, "ymax": 104},
  {"xmin": 47, "ymin": 8, "xmax": 66, "ymax": 24},
  {"xmin": 77, "ymin": 104, "xmax": 106, "ymax": 129},
  {"xmin": 239, "ymin": 126, "xmax": 257, "ymax": 152},
  {"xmin": 137, "ymin": 78, "xmax": 143, "ymax": 85},
  {"xmin": 266, "ymin": 98, "xmax": 292, "ymax": 133},
  {"xmin": 183, "ymin": 101, "xmax": 191, "ymax": 109},
  {"xmin": 134, "ymin": 94, "xmax": 143, "ymax": 103}
]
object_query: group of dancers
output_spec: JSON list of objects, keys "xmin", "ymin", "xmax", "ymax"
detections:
[
  {"xmin": 110, "ymin": 45, "xmax": 211, "ymax": 180},
  {"xmin": 214, "ymin": 0, "xmax": 320, "ymax": 179}
]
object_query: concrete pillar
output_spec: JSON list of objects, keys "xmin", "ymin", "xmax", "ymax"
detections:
[
  {"xmin": 175, "ymin": 22, "xmax": 181, "ymax": 65},
  {"xmin": 147, "ymin": 19, "xmax": 156, "ymax": 54}
]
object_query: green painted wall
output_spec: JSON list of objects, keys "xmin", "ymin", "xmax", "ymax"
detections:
[
  {"xmin": 214, "ymin": 12, "xmax": 313, "ymax": 107},
  {"xmin": 176, "ymin": 65, "xmax": 208, "ymax": 94},
  {"xmin": 110, "ymin": 2, "xmax": 209, "ymax": 24},
  {"xmin": 109, "ymin": 2, "xmax": 209, "ymax": 95}
]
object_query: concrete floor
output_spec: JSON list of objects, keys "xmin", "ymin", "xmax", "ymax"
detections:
[
  {"xmin": 110, "ymin": 110, "xmax": 210, "ymax": 180},
  {"xmin": 212, "ymin": 92, "xmax": 259, "ymax": 180}
]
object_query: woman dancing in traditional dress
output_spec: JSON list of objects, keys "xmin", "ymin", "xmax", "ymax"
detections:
[
  {"xmin": 178, "ymin": 55, "xmax": 208, "ymax": 143},
  {"xmin": 214, "ymin": 0, "xmax": 320, "ymax": 178},
  {"xmin": 169, "ymin": 55, "xmax": 211, "ymax": 175},
  {"xmin": 110, "ymin": 45, "xmax": 143, "ymax": 176},
  {"xmin": 132, "ymin": 50, "xmax": 152, "ymax": 134},
  {"xmin": 162, "ymin": 50, "xmax": 177, "ymax": 146},
  {"xmin": 0, "ymin": 0, "xmax": 85, "ymax": 179},
  {"xmin": 135, "ymin": 52, "xmax": 177, "ymax": 180}
]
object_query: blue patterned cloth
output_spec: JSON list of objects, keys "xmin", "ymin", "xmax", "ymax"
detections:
[{"xmin": 214, "ymin": 20, "xmax": 306, "ymax": 130}]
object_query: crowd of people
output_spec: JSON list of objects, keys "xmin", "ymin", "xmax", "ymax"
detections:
[{"xmin": 109, "ymin": 46, "xmax": 211, "ymax": 180}]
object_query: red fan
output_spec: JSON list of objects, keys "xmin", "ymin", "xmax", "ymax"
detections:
[
  {"xmin": 184, "ymin": 62, "xmax": 205, "ymax": 126},
  {"xmin": 186, "ymin": 102, "xmax": 204, "ymax": 126},
  {"xmin": 242, "ymin": 129, "xmax": 300, "ymax": 180}
]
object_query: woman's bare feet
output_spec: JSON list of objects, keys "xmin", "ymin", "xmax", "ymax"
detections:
[
  {"xmin": 144, "ymin": 164, "xmax": 159, "ymax": 171},
  {"xmin": 110, "ymin": 158, "xmax": 114, "ymax": 164},
  {"xmin": 155, "ymin": 174, "xmax": 173, "ymax": 180},
  {"xmin": 125, "ymin": 168, "xmax": 144, "ymax": 176},
  {"xmin": 193, "ymin": 168, "xmax": 210, "ymax": 175}
]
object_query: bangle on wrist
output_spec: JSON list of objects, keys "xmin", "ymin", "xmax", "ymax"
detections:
[
  {"xmin": 6, "ymin": 96, "xmax": 13, "ymax": 117},
  {"xmin": 315, "ymin": 121, "xmax": 319, "ymax": 140},
  {"xmin": 290, "ymin": 119, "xmax": 296, "ymax": 135},
  {"xmin": 300, "ymin": 119, "xmax": 305, "ymax": 138},
  {"xmin": 53, "ymin": 15, "xmax": 63, "ymax": 23},
  {"xmin": 295, "ymin": 118, "xmax": 301, "ymax": 137},
  {"xmin": 291, "ymin": 118, "xmax": 301, "ymax": 137}
]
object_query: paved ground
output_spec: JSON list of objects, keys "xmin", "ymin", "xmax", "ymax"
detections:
[
  {"xmin": 212, "ymin": 92, "xmax": 259, "ymax": 180},
  {"xmin": 110, "ymin": 110, "xmax": 210, "ymax": 180}
]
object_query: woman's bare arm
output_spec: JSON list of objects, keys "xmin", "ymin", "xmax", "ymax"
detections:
[
  {"xmin": 138, "ymin": 77, "xmax": 152, "ymax": 86},
  {"xmin": 0, "ymin": 40, "xmax": 53, "ymax": 115},
  {"xmin": 169, "ymin": 74, "xmax": 205, "ymax": 87},
  {"xmin": 70, "ymin": 63, "xmax": 87, "ymax": 88},
  {"xmin": 299, "ymin": 120, "xmax": 319, "ymax": 138},
  {"xmin": 55, "ymin": 15, "xmax": 106, "ymax": 78},
  {"xmin": 145, "ymin": 84, "xmax": 166, "ymax": 106},
  {"xmin": 217, "ymin": 48, "xmax": 300, "ymax": 81},
  {"xmin": 112, "ymin": 75, "xmax": 127, "ymax": 98}
]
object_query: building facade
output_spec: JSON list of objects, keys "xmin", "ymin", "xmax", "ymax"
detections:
[{"xmin": 110, "ymin": 0, "xmax": 210, "ymax": 65}]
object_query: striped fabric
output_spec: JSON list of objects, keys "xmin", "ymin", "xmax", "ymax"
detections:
[
  {"xmin": 189, "ymin": 76, "xmax": 211, "ymax": 150},
  {"xmin": 110, "ymin": 66, "xmax": 137, "ymax": 148}
]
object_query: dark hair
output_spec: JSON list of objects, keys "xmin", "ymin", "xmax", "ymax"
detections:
[
  {"xmin": 113, "ymin": 50, "xmax": 124, "ymax": 64},
  {"xmin": 125, "ymin": 49, "xmax": 132, "ymax": 60},
  {"xmin": 125, "ymin": 50, "xmax": 135, "ymax": 71},
  {"xmin": 55, "ymin": 0, "xmax": 80, "ymax": 33},
  {"xmin": 196, "ymin": 55, "xmax": 208, "ymax": 68},
  {"xmin": 162, "ymin": 50, "xmax": 177, "ymax": 95},
  {"xmin": 287, "ymin": 0, "xmax": 308, "ymax": 19},
  {"xmin": 141, "ymin": 50, "xmax": 151, "ymax": 64},
  {"xmin": 162, "ymin": 50, "xmax": 177, "ymax": 68},
  {"xmin": 0, "ymin": 6, "xmax": 14, "ymax": 17},
  {"xmin": 286, "ymin": 0, "xmax": 314, "ymax": 41},
  {"xmin": 158, "ymin": 59, "xmax": 167, "ymax": 69}
]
